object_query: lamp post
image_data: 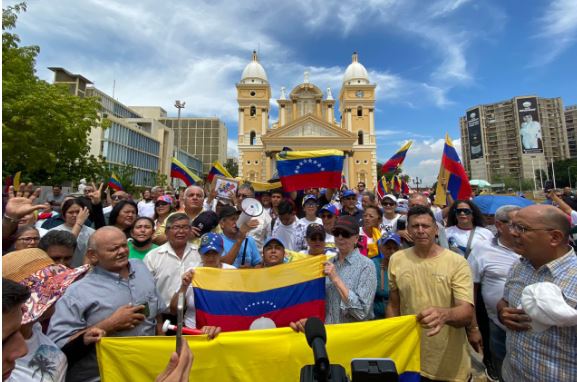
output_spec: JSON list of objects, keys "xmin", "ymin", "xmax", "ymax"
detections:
[
  {"xmin": 174, "ymin": 100, "xmax": 186, "ymax": 156},
  {"xmin": 412, "ymin": 177, "xmax": 422, "ymax": 192},
  {"xmin": 569, "ymin": 166, "xmax": 576, "ymax": 190}
]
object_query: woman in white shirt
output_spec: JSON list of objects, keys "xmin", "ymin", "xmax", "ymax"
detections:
[{"xmin": 445, "ymin": 200, "xmax": 494, "ymax": 257}]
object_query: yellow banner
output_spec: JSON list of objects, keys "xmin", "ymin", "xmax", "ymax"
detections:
[
  {"xmin": 97, "ymin": 316, "xmax": 420, "ymax": 381},
  {"xmin": 250, "ymin": 180, "xmax": 283, "ymax": 192}
]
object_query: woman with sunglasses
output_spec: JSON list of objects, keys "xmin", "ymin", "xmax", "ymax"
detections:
[
  {"xmin": 446, "ymin": 200, "xmax": 494, "ymax": 257},
  {"xmin": 324, "ymin": 216, "xmax": 377, "ymax": 324},
  {"xmin": 152, "ymin": 195, "xmax": 175, "ymax": 245},
  {"xmin": 359, "ymin": 206, "xmax": 383, "ymax": 260}
]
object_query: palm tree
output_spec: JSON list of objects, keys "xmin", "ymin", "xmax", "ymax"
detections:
[{"xmin": 29, "ymin": 353, "xmax": 57, "ymax": 381}]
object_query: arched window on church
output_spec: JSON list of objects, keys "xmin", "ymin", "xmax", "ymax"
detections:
[
  {"xmin": 250, "ymin": 131, "xmax": 256, "ymax": 145},
  {"xmin": 357, "ymin": 106, "xmax": 363, "ymax": 117},
  {"xmin": 250, "ymin": 106, "xmax": 256, "ymax": 117},
  {"xmin": 249, "ymin": 171, "xmax": 256, "ymax": 181},
  {"xmin": 359, "ymin": 171, "xmax": 366, "ymax": 184},
  {"xmin": 358, "ymin": 131, "xmax": 364, "ymax": 145}
]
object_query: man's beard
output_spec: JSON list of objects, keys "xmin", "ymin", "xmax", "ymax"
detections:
[{"xmin": 132, "ymin": 237, "xmax": 152, "ymax": 247}]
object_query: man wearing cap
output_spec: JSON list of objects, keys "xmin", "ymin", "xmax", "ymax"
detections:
[
  {"xmin": 261, "ymin": 238, "xmax": 286, "ymax": 267},
  {"xmin": 170, "ymin": 233, "xmax": 233, "ymax": 332},
  {"xmin": 374, "ymin": 233, "xmax": 401, "ymax": 318},
  {"xmin": 286, "ymin": 223, "xmax": 337, "ymax": 263},
  {"xmin": 325, "ymin": 216, "xmax": 377, "ymax": 324},
  {"xmin": 235, "ymin": 184, "xmax": 272, "ymax": 254},
  {"xmin": 380, "ymin": 194, "xmax": 400, "ymax": 233},
  {"xmin": 497, "ymin": 205, "xmax": 577, "ymax": 382},
  {"xmin": 387, "ymin": 206, "xmax": 474, "ymax": 382},
  {"xmin": 48, "ymin": 227, "xmax": 163, "ymax": 382},
  {"xmin": 319, "ymin": 204, "xmax": 338, "ymax": 250},
  {"xmin": 218, "ymin": 206, "xmax": 261, "ymax": 268},
  {"xmin": 339, "ymin": 190, "xmax": 363, "ymax": 226},
  {"xmin": 298, "ymin": 195, "xmax": 322, "ymax": 229},
  {"xmin": 271, "ymin": 200, "xmax": 307, "ymax": 252},
  {"xmin": 144, "ymin": 213, "xmax": 201, "ymax": 311},
  {"xmin": 3, "ymin": 248, "xmax": 103, "ymax": 382}
]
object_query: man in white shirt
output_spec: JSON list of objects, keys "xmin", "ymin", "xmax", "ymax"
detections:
[
  {"xmin": 144, "ymin": 213, "xmax": 201, "ymax": 309},
  {"xmin": 467, "ymin": 205, "xmax": 521, "ymax": 380},
  {"xmin": 271, "ymin": 200, "xmax": 306, "ymax": 252},
  {"xmin": 137, "ymin": 189, "xmax": 155, "ymax": 218}
]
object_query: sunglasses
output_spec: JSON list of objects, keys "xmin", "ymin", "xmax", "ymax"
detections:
[
  {"xmin": 455, "ymin": 208, "xmax": 472, "ymax": 215},
  {"xmin": 155, "ymin": 202, "xmax": 169, "ymax": 207},
  {"xmin": 111, "ymin": 195, "xmax": 125, "ymax": 201},
  {"xmin": 382, "ymin": 202, "xmax": 396, "ymax": 207},
  {"xmin": 333, "ymin": 230, "xmax": 352, "ymax": 239}
]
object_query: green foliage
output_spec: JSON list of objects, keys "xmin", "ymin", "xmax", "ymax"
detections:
[
  {"xmin": 224, "ymin": 158, "xmax": 238, "ymax": 178},
  {"xmin": 2, "ymin": 3, "xmax": 103, "ymax": 184}
]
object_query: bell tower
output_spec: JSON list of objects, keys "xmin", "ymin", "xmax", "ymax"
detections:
[{"xmin": 236, "ymin": 51, "xmax": 271, "ymax": 180}]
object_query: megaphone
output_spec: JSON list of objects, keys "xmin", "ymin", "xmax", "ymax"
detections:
[{"xmin": 237, "ymin": 197, "xmax": 263, "ymax": 227}]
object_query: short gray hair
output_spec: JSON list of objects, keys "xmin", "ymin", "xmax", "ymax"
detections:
[
  {"xmin": 238, "ymin": 183, "xmax": 255, "ymax": 197},
  {"xmin": 362, "ymin": 191, "xmax": 376, "ymax": 202},
  {"xmin": 166, "ymin": 213, "xmax": 191, "ymax": 229},
  {"xmin": 184, "ymin": 185, "xmax": 204, "ymax": 198},
  {"xmin": 495, "ymin": 205, "xmax": 521, "ymax": 222}
]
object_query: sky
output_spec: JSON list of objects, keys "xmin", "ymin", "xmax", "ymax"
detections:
[{"xmin": 7, "ymin": 0, "xmax": 577, "ymax": 186}]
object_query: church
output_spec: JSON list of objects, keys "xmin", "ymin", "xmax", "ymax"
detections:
[{"xmin": 236, "ymin": 52, "xmax": 378, "ymax": 189}]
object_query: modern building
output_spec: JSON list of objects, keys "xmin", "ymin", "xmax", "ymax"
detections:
[
  {"xmin": 48, "ymin": 67, "xmax": 202, "ymax": 187},
  {"xmin": 565, "ymin": 105, "xmax": 577, "ymax": 158},
  {"xmin": 460, "ymin": 96, "xmax": 569, "ymax": 184},
  {"xmin": 236, "ymin": 51, "xmax": 377, "ymax": 188}
]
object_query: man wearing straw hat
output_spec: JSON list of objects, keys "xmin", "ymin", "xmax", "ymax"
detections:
[{"xmin": 2, "ymin": 248, "xmax": 102, "ymax": 382}]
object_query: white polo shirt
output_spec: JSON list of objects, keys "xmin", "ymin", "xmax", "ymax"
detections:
[{"xmin": 143, "ymin": 242, "xmax": 201, "ymax": 309}]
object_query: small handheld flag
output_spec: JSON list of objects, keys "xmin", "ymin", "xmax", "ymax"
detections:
[
  {"xmin": 439, "ymin": 134, "xmax": 472, "ymax": 201},
  {"xmin": 108, "ymin": 173, "xmax": 123, "ymax": 191},
  {"xmin": 207, "ymin": 161, "xmax": 233, "ymax": 183},
  {"xmin": 171, "ymin": 157, "xmax": 202, "ymax": 186}
]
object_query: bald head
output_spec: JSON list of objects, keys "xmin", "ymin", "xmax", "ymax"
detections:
[
  {"xmin": 521, "ymin": 205, "xmax": 570, "ymax": 240},
  {"xmin": 88, "ymin": 226, "xmax": 125, "ymax": 252},
  {"xmin": 408, "ymin": 193, "xmax": 431, "ymax": 208}
]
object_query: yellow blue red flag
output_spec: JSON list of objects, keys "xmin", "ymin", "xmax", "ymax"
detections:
[
  {"xmin": 276, "ymin": 149, "xmax": 344, "ymax": 192},
  {"xmin": 207, "ymin": 160, "xmax": 233, "ymax": 183},
  {"xmin": 97, "ymin": 315, "xmax": 421, "ymax": 382},
  {"xmin": 107, "ymin": 173, "xmax": 123, "ymax": 191},
  {"xmin": 171, "ymin": 157, "xmax": 202, "ymax": 186}
]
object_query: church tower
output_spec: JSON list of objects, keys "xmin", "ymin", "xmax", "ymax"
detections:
[
  {"xmin": 236, "ymin": 51, "xmax": 271, "ymax": 180},
  {"xmin": 338, "ymin": 52, "xmax": 377, "ymax": 187}
]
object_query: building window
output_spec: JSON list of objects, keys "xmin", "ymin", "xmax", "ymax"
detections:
[
  {"xmin": 357, "ymin": 106, "xmax": 362, "ymax": 117},
  {"xmin": 247, "ymin": 160, "xmax": 251, "ymax": 165},
  {"xmin": 250, "ymin": 91, "xmax": 256, "ymax": 96},
  {"xmin": 250, "ymin": 131, "xmax": 256, "ymax": 145},
  {"xmin": 250, "ymin": 106, "xmax": 256, "ymax": 116},
  {"xmin": 358, "ymin": 131, "xmax": 364, "ymax": 145}
]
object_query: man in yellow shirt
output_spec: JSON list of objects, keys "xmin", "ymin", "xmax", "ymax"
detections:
[{"xmin": 386, "ymin": 205, "xmax": 474, "ymax": 382}]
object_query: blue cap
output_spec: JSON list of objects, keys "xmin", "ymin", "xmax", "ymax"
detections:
[
  {"xmin": 302, "ymin": 194, "xmax": 318, "ymax": 206},
  {"xmin": 199, "ymin": 233, "xmax": 224, "ymax": 255},
  {"xmin": 378, "ymin": 232, "xmax": 401, "ymax": 247},
  {"xmin": 319, "ymin": 204, "xmax": 339, "ymax": 217},
  {"xmin": 342, "ymin": 189, "xmax": 356, "ymax": 198},
  {"xmin": 263, "ymin": 237, "xmax": 285, "ymax": 249}
]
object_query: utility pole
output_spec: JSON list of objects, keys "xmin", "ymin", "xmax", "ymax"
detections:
[
  {"xmin": 174, "ymin": 100, "xmax": 186, "ymax": 156},
  {"xmin": 412, "ymin": 176, "xmax": 422, "ymax": 192}
]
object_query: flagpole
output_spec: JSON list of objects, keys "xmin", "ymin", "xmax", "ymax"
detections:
[
  {"xmin": 551, "ymin": 158, "xmax": 556, "ymax": 189},
  {"xmin": 531, "ymin": 158, "xmax": 537, "ymax": 191}
]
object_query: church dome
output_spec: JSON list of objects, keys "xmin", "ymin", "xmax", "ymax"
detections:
[
  {"xmin": 240, "ymin": 51, "xmax": 268, "ymax": 84},
  {"xmin": 343, "ymin": 52, "xmax": 369, "ymax": 85}
]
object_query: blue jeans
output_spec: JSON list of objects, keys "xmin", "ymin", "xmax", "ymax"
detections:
[{"xmin": 489, "ymin": 320, "xmax": 506, "ymax": 380}]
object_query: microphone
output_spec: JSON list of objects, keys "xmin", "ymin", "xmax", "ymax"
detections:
[{"xmin": 305, "ymin": 317, "xmax": 330, "ymax": 382}]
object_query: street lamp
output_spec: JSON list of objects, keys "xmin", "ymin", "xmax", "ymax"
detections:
[
  {"xmin": 174, "ymin": 100, "xmax": 186, "ymax": 155},
  {"xmin": 569, "ymin": 166, "xmax": 576, "ymax": 190},
  {"xmin": 412, "ymin": 177, "xmax": 422, "ymax": 192}
]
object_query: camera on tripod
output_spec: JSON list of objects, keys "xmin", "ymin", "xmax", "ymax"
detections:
[{"xmin": 299, "ymin": 318, "xmax": 400, "ymax": 382}]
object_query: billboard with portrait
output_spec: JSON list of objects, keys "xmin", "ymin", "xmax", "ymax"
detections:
[
  {"xmin": 517, "ymin": 97, "xmax": 543, "ymax": 154},
  {"xmin": 467, "ymin": 108, "xmax": 483, "ymax": 160}
]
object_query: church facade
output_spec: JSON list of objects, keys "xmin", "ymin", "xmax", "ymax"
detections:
[{"xmin": 236, "ymin": 52, "xmax": 377, "ymax": 189}]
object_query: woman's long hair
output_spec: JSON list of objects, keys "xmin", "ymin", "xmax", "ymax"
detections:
[{"xmin": 446, "ymin": 199, "xmax": 485, "ymax": 228}]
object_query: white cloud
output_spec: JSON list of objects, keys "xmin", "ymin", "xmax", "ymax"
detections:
[
  {"xmin": 531, "ymin": 0, "xmax": 577, "ymax": 66},
  {"xmin": 227, "ymin": 139, "xmax": 238, "ymax": 158}
]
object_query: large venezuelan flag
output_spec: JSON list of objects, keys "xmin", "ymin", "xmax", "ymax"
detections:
[
  {"xmin": 441, "ymin": 134, "xmax": 473, "ymax": 200},
  {"xmin": 206, "ymin": 160, "xmax": 233, "ymax": 183},
  {"xmin": 275, "ymin": 150, "xmax": 344, "ymax": 192},
  {"xmin": 97, "ymin": 316, "xmax": 421, "ymax": 382},
  {"xmin": 381, "ymin": 141, "xmax": 412, "ymax": 175},
  {"xmin": 194, "ymin": 256, "xmax": 325, "ymax": 332},
  {"xmin": 107, "ymin": 173, "xmax": 123, "ymax": 191},
  {"xmin": 171, "ymin": 158, "xmax": 202, "ymax": 186}
]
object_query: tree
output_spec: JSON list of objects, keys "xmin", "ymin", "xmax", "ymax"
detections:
[
  {"xmin": 2, "ymin": 3, "xmax": 103, "ymax": 184},
  {"xmin": 224, "ymin": 158, "xmax": 238, "ymax": 178}
]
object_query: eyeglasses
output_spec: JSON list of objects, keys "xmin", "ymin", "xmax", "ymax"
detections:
[
  {"xmin": 508, "ymin": 222, "xmax": 554, "ymax": 234},
  {"xmin": 170, "ymin": 224, "xmax": 191, "ymax": 232},
  {"xmin": 112, "ymin": 195, "xmax": 126, "ymax": 201},
  {"xmin": 382, "ymin": 202, "xmax": 396, "ymax": 207},
  {"xmin": 17, "ymin": 237, "xmax": 40, "ymax": 243},
  {"xmin": 333, "ymin": 230, "xmax": 352, "ymax": 239},
  {"xmin": 455, "ymin": 208, "xmax": 472, "ymax": 215},
  {"xmin": 155, "ymin": 202, "xmax": 169, "ymax": 207}
]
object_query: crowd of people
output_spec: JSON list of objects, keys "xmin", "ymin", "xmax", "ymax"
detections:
[{"xmin": 2, "ymin": 180, "xmax": 576, "ymax": 382}]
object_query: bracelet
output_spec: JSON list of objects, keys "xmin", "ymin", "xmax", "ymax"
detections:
[
  {"xmin": 3, "ymin": 214, "xmax": 20, "ymax": 223},
  {"xmin": 466, "ymin": 325, "xmax": 479, "ymax": 331}
]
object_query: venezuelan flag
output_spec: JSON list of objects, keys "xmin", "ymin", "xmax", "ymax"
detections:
[
  {"xmin": 401, "ymin": 179, "xmax": 410, "ymax": 194},
  {"xmin": 392, "ymin": 175, "xmax": 402, "ymax": 193},
  {"xmin": 171, "ymin": 157, "xmax": 201, "ymax": 186},
  {"xmin": 376, "ymin": 176, "xmax": 389, "ymax": 199},
  {"xmin": 381, "ymin": 141, "xmax": 412, "ymax": 175},
  {"xmin": 275, "ymin": 149, "xmax": 344, "ymax": 192},
  {"xmin": 207, "ymin": 161, "xmax": 233, "ymax": 183},
  {"xmin": 441, "ymin": 134, "xmax": 473, "ymax": 200},
  {"xmin": 107, "ymin": 173, "xmax": 123, "ymax": 191},
  {"xmin": 194, "ymin": 256, "xmax": 326, "ymax": 332}
]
